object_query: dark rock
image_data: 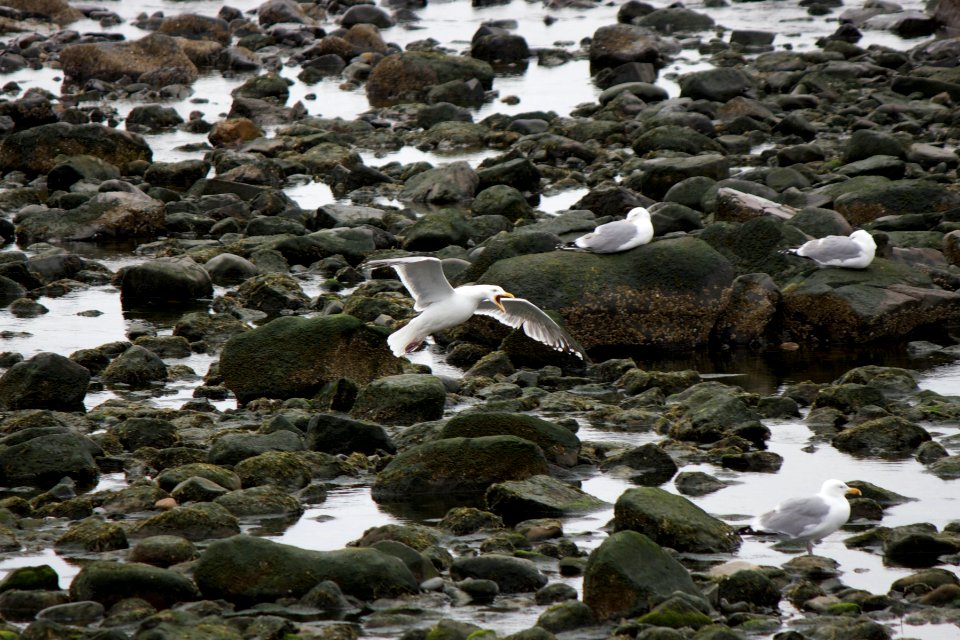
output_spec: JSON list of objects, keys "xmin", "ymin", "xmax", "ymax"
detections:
[
  {"xmin": 485, "ymin": 475, "xmax": 608, "ymax": 523},
  {"xmin": 101, "ymin": 345, "xmax": 167, "ymax": 386},
  {"xmin": 718, "ymin": 569, "xmax": 780, "ymax": 607},
  {"xmin": 451, "ymin": 554, "xmax": 547, "ymax": 593},
  {"xmin": 213, "ymin": 485, "xmax": 304, "ymax": 518},
  {"xmin": 144, "ymin": 159, "xmax": 210, "ymax": 192},
  {"xmin": 60, "ymin": 33, "xmax": 199, "ymax": 87},
  {"xmin": 208, "ymin": 430, "xmax": 305, "ymax": 466},
  {"xmin": 128, "ymin": 535, "xmax": 198, "ymax": 567},
  {"xmin": 441, "ymin": 412, "xmax": 579, "ymax": 466},
  {"xmin": 0, "ymin": 122, "xmax": 151, "ymax": 177},
  {"xmin": 366, "ymin": 51, "xmax": 494, "ymax": 106},
  {"xmin": 18, "ymin": 190, "xmax": 165, "ymax": 245},
  {"xmin": 0, "ymin": 428, "xmax": 99, "ymax": 489},
  {"xmin": 351, "ymin": 373, "xmax": 446, "ymax": 426},
  {"xmin": 54, "ymin": 517, "xmax": 128, "ymax": 552},
  {"xmin": 600, "ymin": 443, "xmax": 677, "ymax": 485},
  {"xmin": 0, "ymin": 352, "xmax": 89, "ymax": 411},
  {"xmin": 130, "ymin": 503, "xmax": 240, "ymax": 541},
  {"xmin": 306, "ymin": 412, "xmax": 395, "ymax": 455},
  {"xmin": 401, "ymin": 161, "xmax": 479, "ymax": 203},
  {"xmin": 674, "ymin": 471, "xmax": 727, "ymax": 496},
  {"xmin": 472, "ymin": 34, "xmax": 530, "ymax": 65},
  {"xmin": 120, "ymin": 256, "xmax": 212, "ymax": 307},
  {"xmin": 679, "ymin": 67, "xmax": 755, "ymax": 102},
  {"xmin": 47, "ymin": 155, "xmax": 121, "ymax": 192},
  {"xmin": 69, "ymin": 561, "xmax": 200, "ymax": 610},
  {"xmin": 589, "ymin": 23, "xmax": 665, "ymax": 74}
]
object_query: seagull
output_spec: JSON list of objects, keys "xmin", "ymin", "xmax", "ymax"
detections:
[
  {"xmin": 786, "ymin": 230, "xmax": 876, "ymax": 269},
  {"xmin": 363, "ymin": 256, "xmax": 588, "ymax": 360},
  {"xmin": 562, "ymin": 207, "xmax": 654, "ymax": 253},
  {"xmin": 752, "ymin": 479, "xmax": 862, "ymax": 554}
]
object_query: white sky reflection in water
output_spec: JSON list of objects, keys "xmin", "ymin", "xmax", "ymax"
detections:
[{"xmin": 0, "ymin": 0, "xmax": 953, "ymax": 636}]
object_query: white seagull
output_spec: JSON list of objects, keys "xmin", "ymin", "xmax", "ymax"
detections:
[
  {"xmin": 752, "ymin": 479, "xmax": 862, "ymax": 554},
  {"xmin": 564, "ymin": 207, "xmax": 654, "ymax": 253},
  {"xmin": 364, "ymin": 256, "xmax": 588, "ymax": 361},
  {"xmin": 787, "ymin": 230, "xmax": 876, "ymax": 269}
]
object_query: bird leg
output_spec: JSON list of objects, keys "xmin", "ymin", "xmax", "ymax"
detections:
[
  {"xmin": 404, "ymin": 340, "xmax": 424, "ymax": 354},
  {"xmin": 806, "ymin": 542, "xmax": 814, "ymax": 555}
]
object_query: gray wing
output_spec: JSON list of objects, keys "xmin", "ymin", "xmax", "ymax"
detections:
[
  {"xmin": 797, "ymin": 236, "xmax": 864, "ymax": 263},
  {"xmin": 575, "ymin": 220, "xmax": 640, "ymax": 253},
  {"xmin": 363, "ymin": 256, "xmax": 456, "ymax": 311},
  {"xmin": 756, "ymin": 496, "xmax": 831, "ymax": 538},
  {"xmin": 476, "ymin": 297, "xmax": 588, "ymax": 360}
]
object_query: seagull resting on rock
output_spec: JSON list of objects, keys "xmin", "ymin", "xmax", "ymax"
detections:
[
  {"xmin": 562, "ymin": 207, "xmax": 654, "ymax": 253},
  {"xmin": 785, "ymin": 230, "xmax": 876, "ymax": 269},
  {"xmin": 364, "ymin": 256, "xmax": 588, "ymax": 361},
  {"xmin": 752, "ymin": 479, "xmax": 861, "ymax": 554}
]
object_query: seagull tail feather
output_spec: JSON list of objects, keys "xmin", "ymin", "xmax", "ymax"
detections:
[{"xmin": 387, "ymin": 321, "xmax": 421, "ymax": 358}]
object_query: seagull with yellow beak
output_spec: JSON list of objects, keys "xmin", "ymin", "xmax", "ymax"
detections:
[{"xmin": 364, "ymin": 256, "xmax": 587, "ymax": 360}]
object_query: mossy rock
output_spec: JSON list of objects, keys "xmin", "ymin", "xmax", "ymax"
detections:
[
  {"xmin": 440, "ymin": 412, "xmax": 580, "ymax": 467},
  {"xmin": 477, "ymin": 236, "xmax": 734, "ymax": 351},
  {"xmin": 0, "ymin": 565, "xmax": 59, "ymax": 593},
  {"xmin": 129, "ymin": 503, "xmax": 240, "ymax": 541},
  {"xmin": 69, "ymin": 561, "xmax": 201, "ymax": 610},
  {"xmin": 155, "ymin": 463, "xmax": 241, "ymax": 492},
  {"xmin": 832, "ymin": 416, "xmax": 931, "ymax": 457},
  {"xmin": 0, "ymin": 122, "xmax": 152, "ymax": 176},
  {"xmin": 366, "ymin": 51, "xmax": 494, "ymax": 106},
  {"xmin": 351, "ymin": 374, "xmax": 447, "ymax": 426},
  {"xmin": 613, "ymin": 487, "xmax": 741, "ymax": 553},
  {"xmin": 220, "ymin": 314, "xmax": 402, "ymax": 405},
  {"xmin": 635, "ymin": 594, "xmax": 713, "ymax": 629},
  {"xmin": 372, "ymin": 435, "xmax": 550, "ymax": 501},
  {"xmin": 485, "ymin": 474, "xmax": 609, "ymax": 523}
]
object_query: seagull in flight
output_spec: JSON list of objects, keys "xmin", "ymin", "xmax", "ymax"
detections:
[
  {"xmin": 786, "ymin": 230, "xmax": 876, "ymax": 269},
  {"xmin": 363, "ymin": 256, "xmax": 588, "ymax": 361},
  {"xmin": 562, "ymin": 207, "xmax": 654, "ymax": 253}
]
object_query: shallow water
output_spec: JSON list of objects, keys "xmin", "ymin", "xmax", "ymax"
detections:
[{"xmin": 1, "ymin": 0, "xmax": 957, "ymax": 637}]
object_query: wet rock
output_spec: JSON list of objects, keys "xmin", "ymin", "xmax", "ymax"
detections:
[
  {"xmin": 220, "ymin": 315, "xmax": 401, "ymax": 405},
  {"xmin": 366, "ymin": 51, "xmax": 494, "ymax": 106},
  {"xmin": 306, "ymin": 412, "xmax": 395, "ymax": 455},
  {"xmin": 589, "ymin": 23, "xmax": 665, "ymax": 74},
  {"xmin": 54, "ymin": 517, "xmax": 128, "ymax": 553},
  {"xmin": 636, "ymin": 154, "xmax": 729, "ymax": 200},
  {"xmin": 19, "ymin": 189, "xmax": 166, "ymax": 245},
  {"xmin": 173, "ymin": 310, "xmax": 250, "ymax": 351},
  {"xmin": 130, "ymin": 503, "xmax": 240, "ymax": 541},
  {"xmin": 235, "ymin": 272, "xmax": 309, "ymax": 313},
  {"xmin": 834, "ymin": 365, "xmax": 918, "ymax": 397},
  {"xmin": 341, "ymin": 5, "xmax": 394, "ymax": 28},
  {"xmin": 208, "ymin": 117, "xmax": 263, "ymax": 147},
  {"xmin": 119, "ymin": 256, "xmax": 212, "ymax": 308},
  {"xmin": 101, "ymin": 345, "xmax": 167, "ymax": 386},
  {"xmin": 351, "ymin": 373, "xmax": 446, "ymax": 426},
  {"xmin": 441, "ymin": 412, "xmax": 579, "ymax": 467},
  {"xmin": 537, "ymin": 600, "xmax": 596, "ymax": 633},
  {"xmin": 128, "ymin": 535, "xmax": 198, "ymax": 568},
  {"xmin": 718, "ymin": 569, "xmax": 780, "ymax": 608},
  {"xmin": 0, "ymin": 352, "xmax": 89, "ymax": 411},
  {"xmin": 832, "ymin": 179, "xmax": 960, "ymax": 227},
  {"xmin": 472, "ymin": 33, "xmax": 530, "ymax": 66},
  {"xmin": 679, "ymin": 67, "xmax": 755, "ymax": 102},
  {"xmin": 832, "ymin": 416, "xmax": 931, "ymax": 457},
  {"xmin": 126, "ymin": 105, "xmax": 184, "ymax": 133},
  {"xmin": 0, "ymin": 565, "xmax": 60, "ymax": 592},
  {"xmin": 439, "ymin": 506, "xmax": 504, "ymax": 535},
  {"xmin": 60, "ymin": 33, "xmax": 199, "ymax": 87},
  {"xmin": 258, "ymin": 0, "xmax": 311, "ymax": 26},
  {"xmin": 882, "ymin": 525, "xmax": 960, "ymax": 568},
  {"xmin": 478, "ymin": 237, "xmax": 734, "ymax": 351},
  {"xmin": 155, "ymin": 463, "xmax": 241, "ymax": 492},
  {"xmin": 208, "ymin": 430, "xmax": 304, "ymax": 466},
  {"xmin": 194, "ymin": 534, "xmax": 417, "ymax": 605},
  {"xmin": 890, "ymin": 567, "xmax": 959, "ymax": 592},
  {"xmin": 674, "ymin": 471, "xmax": 727, "ymax": 496},
  {"xmin": 928, "ymin": 454, "xmax": 960, "ymax": 480},
  {"xmin": 477, "ymin": 157, "xmax": 541, "ymax": 193},
  {"xmin": 600, "ymin": 442, "xmax": 678, "ymax": 485},
  {"xmin": 372, "ymin": 435, "xmax": 549, "ymax": 500},
  {"xmin": 614, "ymin": 486, "xmax": 741, "ymax": 553},
  {"xmin": 36, "ymin": 600, "xmax": 105, "ymax": 626},
  {"xmin": 451, "ymin": 554, "xmax": 547, "ymax": 593},
  {"xmin": 0, "ymin": 122, "xmax": 151, "ymax": 177},
  {"xmin": 47, "ymin": 155, "xmax": 121, "ymax": 192},
  {"xmin": 664, "ymin": 382, "xmax": 767, "ymax": 447},
  {"xmin": 0, "ymin": 428, "xmax": 99, "ymax": 489},
  {"xmin": 144, "ymin": 159, "xmax": 210, "ymax": 192},
  {"xmin": 485, "ymin": 475, "xmax": 609, "ymax": 523},
  {"xmin": 157, "ymin": 13, "xmax": 231, "ymax": 45},
  {"xmin": 69, "ymin": 561, "xmax": 200, "ymax": 610},
  {"xmin": 0, "ymin": 590, "xmax": 71, "ymax": 623},
  {"xmin": 472, "ymin": 185, "xmax": 532, "ymax": 222},
  {"xmin": 583, "ymin": 530, "xmax": 701, "ymax": 620},
  {"xmin": 401, "ymin": 209, "xmax": 474, "ymax": 251},
  {"xmin": 400, "ymin": 161, "xmax": 479, "ymax": 203},
  {"xmin": 213, "ymin": 484, "xmax": 303, "ymax": 518},
  {"xmin": 2, "ymin": 0, "xmax": 82, "ymax": 24}
]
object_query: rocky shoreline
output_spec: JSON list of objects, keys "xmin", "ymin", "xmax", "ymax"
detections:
[{"xmin": 0, "ymin": 0, "xmax": 959, "ymax": 638}]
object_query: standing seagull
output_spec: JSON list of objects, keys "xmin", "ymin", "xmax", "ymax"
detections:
[
  {"xmin": 752, "ymin": 479, "xmax": 862, "ymax": 554},
  {"xmin": 364, "ymin": 256, "xmax": 588, "ymax": 360},
  {"xmin": 563, "ymin": 207, "xmax": 654, "ymax": 253},
  {"xmin": 786, "ymin": 230, "xmax": 876, "ymax": 269}
]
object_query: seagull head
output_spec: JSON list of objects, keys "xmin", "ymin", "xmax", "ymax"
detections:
[
  {"xmin": 492, "ymin": 289, "xmax": 514, "ymax": 313},
  {"xmin": 820, "ymin": 479, "xmax": 861, "ymax": 498},
  {"xmin": 626, "ymin": 207, "xmax": 650, "ymax": 222}
]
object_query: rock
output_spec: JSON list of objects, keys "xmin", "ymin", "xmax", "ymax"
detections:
[
  {"xmin": 194, "ymin": 534, "xmax": 418, "ymax": 605},
  {"xmin": 130, "ymin": 503, "xmax": 240, "ymax": 541},
  {"xmin": 208, "ymin": 430, "xmax": 304, "ymax": 466},
  {"xmin": 258, "ymin": 0, "xmax": 311, "ymax": 26},
  {"xmin": 351, "ymin": 374, "xmax": 446, "ymax": 426},
  {"xmin": 472, "ymin": 185, "xmax": 533, "ymax": 222},
  {"xmin": 157, "ymin": 13, "xmax": 231, "ymax": 45},
  {"xmin": 0, "ymin": 565, "xmax": 60, "ymax": 592},
  {"xmin": 341, "ymin": 5, "xmax": 394, "ymax": 28},
  {"xmin": 17, "ymin": 189, "xmax": 165, "ymax": 245},
  {"xmin": 636, "ymin": 155, "xmax": 729, "ymax": 200},
  {"xmin": 476, "ymin": 157, "xmax": 541, "ymax": 193},
  {"xmin": 440, "ymin": 412, "xmax": 579, "ymax": 466},
  {"xmin": 1, "ymin": 0, "xmax": 82, "ymax": 24},
  {"xmin": 401, "ymin": 209, "xmax": 474, "ymax": 250},
  {"xmin": 233, "ymin": 451, "xmax": 316, "ymax": 489},
  {"xmin": 477, "ymin": 237, "xmax": 734, "ymax": 351},
  {"xmin": 614, "ymin": 486, "xmax": 741, "ymax": 553},
  {"xmin": 60, "ymin": 33, "xmax": 199, "ymax": 87},
  {"xmin": 472, "ymin": 34, "xmax": 530, "ymax": 66},
  {"xmin": 638, "ymin": 7, "xmax": 714, "ymax": 33},
  {"xmin": 220, "ymin": 315, "xmax": 401, "ymax": 405},
  {"xmin": 833, "ymin": 417, "xmax": 931, "ymax": 457},
  {"xmin": 155, "ymin": 463, "xmax": 241, "ymax": 493},
  {"xmin": 213, "ymin": 485, "xmax": 303, "ymax": 518},
  {"xmin": 235, "ymin": 273, "xmax": 309, "ymax": 313},
  {"xmin": 536, "ymin": 600, "xmax": 596, "ymax": 633},
  {"xmin": 485, "ymin": 474, "xmax": 608, "ymax": 523},
  {"xmin": 54, "ymin": 517, "xmax": 128, "ymax": 553},
  {"xmin": 47, "ymin": 155, "xmax": 121, "ymax": 192},
  {"xmin": 718, "ymin": 569, "xmax": 780, "ymax": 608},
  {"xmin": 126, "ymin": 105, "xmax": 184, "ymax": 132},
  {"xmin": 69, "ymin": 561, "xmax": 200, "ymax": 610},
  {"xmin": 100, "ymin": 345, "xmax": 167, "ymax": 386},
  {"xmin": 208, "ymin": 117, "xmax": 263, "ymax": 147},
  {"xmin": 451, "ymin": 554, "xmax": 547, "ymax": 593},
  {"xmin": 144, "ymin": 159, "xmax": 210, "ymax": 192},
  {"xmin": 635, "ymin": 593, "xmax": 712, "ymax": 630},
  {"xmin": 119, "ymin": 256, "xmax": 212, "ymax": 307},
  {"xmin": 712, "ymin": 273, "xmax": 781, "ymax": 347},
  {"xmin": 882, "ymin": 526, "xmax": 960, "ymax": 568},
  {"xmin": 589, "ymin": 23, "xmax": 665, "ymax": 74},
  {"xmin": 674, "ymin": 471, "xmax": 727, "ymax": 496},
  {"xmin": 582, "ymin": 530, "xmax": 702, "ymax": 620},
  {"xmin": 400, "ymin": 161, "xmax": 479, "ymax": 203},
  {"xmin": 0, "ymin": 428, "xmax": 99, "ymax": 489},
  {"xmin": 679, "ymin": 67, "xmax": 755, "ymax": 102},
  {"xmin": 366, "ymin": 51, "xmax": 494, "ymax": 106},
  {"xmin": 0, "ymin": 122, "xmax": 151, "ymax": 177},
  {"xmin": 306, "ymin": 413, "xmax": 395, "ymax": 455},
  {"xmin": 372, "ymin": 436, "xmax": 550, "ymax": 501},
  {"xmin": 128, "ymin": 535, "xmax": 198, "ymax": 567},
  {"xmin": 599, "ymin": 442, "xmax": 678, "ymax": 485},
  {"xmin": 664, "ymin": 382, "xmax": 766, "ymax": 446},
  {"xmin": 834, "ymin": 365, "xmax": 918, "ymax": 397},
  {"xmin": 0, "ymin": 352, "xmax": 89, "ymax": 411},
  {"xmin": 0, "ymin": 590, "xmax": 71, "ymax": 623},
  {"xmin": 832, "ymin": 179, "xmax": 960, "ymax": 227}
]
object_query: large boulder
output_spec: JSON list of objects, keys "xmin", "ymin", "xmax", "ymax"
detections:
[
  {"xmin": 613, "ymin": 487, "xmax": 741, "ymax": 553},
  {"xmin": 366, "ymin": 51, "xmax": 494, "ymax": 106},
  {"xmin": 69, "ymin": 561, "xmax": 200, "ymax": 610},
  {"xmin": 661, "ymin": 381, "xmax": 766, "ymax": 446},
  {"xmin": 1, "ymin": 0, "xmax": 82, "ymax": 23},
  {"xmin": 830, "ymin": 179, "xmax": 960, "ymax": 226},
  {"xmin": 0, "ymin": 123, "xmax": 151, "ymax": 177},
  {"xmin": 485, "ymin": 475, "xmax": 609, "ymax": 523},
  {"xmin": 781, "ymin": 260, "xmax": 960, "ymax": 344},
  {"xmin": 16, "ymin": 190, "xmax": 164, "ymax": 245},
  {"xmin": 351, "ymin": 374, "xmax": 447, "ymax": 426},
  {"xmin": 589, "ymin": 24, "xmax": 665, "ymax": 74},
  {"xmin": 477, "ymin": 237, "xmax": 735, "ymax": 351},
  {"xmin": 450, "ymin": 554, "xmax": 547, "ymax": 593},
  {"xmin": 220, "ymin": 315, "xmax": 402, "ymax": 405},
  {"xmin": 440, "ymin": 412, "xmax": 580, "ymax": 467},
  {"xmin": 306, "ymin": 413, "xmax": 396, "ymax": 456},
  {"xmin": 400, "ymin": 161, "xmax": 479, "ymax": 204},
  {"xmin": 59, "ymin": 33, "xmax": 199, "ymax": 87},
  {"xmin": 582, "ymin": 530, "xmax": 702, "ymax": 620},
  {"xmin": 372, "ymin": 435, "xmax": 550, "ymax": 501},
  {"xmin": 119, "ymin": 256, "xmax": 213, "ymax": 307},
  {"xmin": 0, "ymin": 428, "xmax": 99, "ymax": 489},
  {"xmin": 0, "ymin": 353, "xmax": 89, "ymax": 411},
  {"xmin": 193, "ymin": 535, "xmax": 418, "ymax": 605}
]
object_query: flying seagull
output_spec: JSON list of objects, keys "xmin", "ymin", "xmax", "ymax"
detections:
[
  {"xmin": 562, "ymin": 207, "xmax": 654, "ymax": 253},
  {"xmin": 364, "ymin": 256, "xmax": 588, "ymax": 360},
  {"xmin": 786, "ymin": 230, "xmax": 876, "ymax": 269},
  {"xmin": 752, "ymin": 479, "xmax": 861, "ymax": 554}
]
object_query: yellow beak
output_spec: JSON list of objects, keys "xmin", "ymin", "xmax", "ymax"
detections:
[
  {"xmin": 847, "ymin": 487, "xmax": 861, "ymax": 496},
  {"xmin": 495, "ymin": 292, "xmax": 515, "ymax": 313}
]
